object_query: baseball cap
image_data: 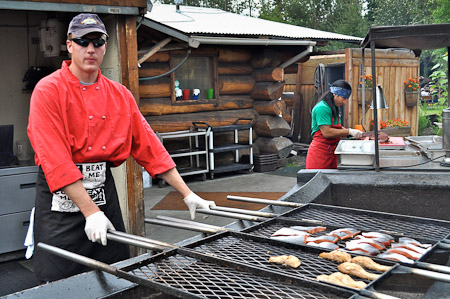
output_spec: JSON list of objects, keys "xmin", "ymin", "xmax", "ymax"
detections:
[{"xmin": 67, "ymin": 13, "xmax": 108, "ymax": 38}]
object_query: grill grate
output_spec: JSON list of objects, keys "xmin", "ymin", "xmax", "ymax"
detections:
[
  {"xmin": 190, "ymin": 233, "xmax": 381, "ymax": 284},
  {"xmin": 129, "ymin": 253, "xmax": 352, "ymax": 299},
  {"xmin": 281, "ymin": 204, "xmax": 450, "ymax": 241}
]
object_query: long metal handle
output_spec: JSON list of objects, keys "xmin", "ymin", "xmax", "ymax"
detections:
[
  {"xmin": 211, "ymin": 206, "xmax": 278, "ymax": 218},
  {"xmin": 107, "ymin": 230, "xmax": 175, "ymax": 249},
  {"xmin": 145, "ymin": 218, "xmax": 222, "ymax": 234},
  {"xmin": 414, "ymin": 261, "xmax": 450, "ymax": 275},
  {"xmin": 196, "ymin": 208, "xmax": 267, "ymax": 222},
  {"xmin": 392, "ymin": 265, "xmax": 450, "ymax": 283},
  {"xmin": 438, "ymin": 241, "xmax": 450, "ymax": 250},
  {"xmin": 227, "ymin": 195, "xmax": 302, "ymax": 207},
  {"xmin": 359, "ymin": 289, "xmax": 401, "ymax": 299},
  {"xmin": 155, "ymin": 215, "xmax": 230, "ymax": 231}
]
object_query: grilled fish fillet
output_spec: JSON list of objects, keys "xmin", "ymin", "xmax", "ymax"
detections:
[
  {"xmin": 345, "ymin": 242, "xmax": 380, "ymax": 255},
  {"xmin": 347, "ymin": 238, "xmax": 385, "ymax": 250},
  {"xmin": 290, "ymin": 226, "xmax": 326, "ymax": 234},
  {"xmin": 328, "ymin": 228, "xmax": 361, "ymax": 240},
  {"xmin": 337, "ymin": 262, "xmax": 381, "ymax": 280},
  {"xmin": 307, "ymin": 242, "xmax": 339, "ymax": 250},
  {"xmin": 398, "ymin": 237, "xmax": 432, "ymax": 248},
  {"xmin": 351, "ymin": 256, "xmax": 392, "ymax": 272},
  {"xmin": 362, "ymin": 232, "xmax": 394, "ymax": 241},
  {"xmin": 307, "ymin": 235, "xmax": 339, "ymax": 243},
  {"xmin": 317, "ymin": 272, "xmax": 367, "ymax": 289},
  {"xmin": 391, "ymin": 242, "xmax": 427, "ymax": 254},
  {"xmin": 268, "ymin": 255, "xmax": 301, "ymax": 268},
  {"xmin": 385, "ymin": 248, "xmax": 421, "ymax": 260},
  {"xmin": 378, "ymin": 252, "xmax": 414, "ymax": 264},
  {"xmin": 319, "ymin": 250, "xmax": 352, "ymax": 263}
]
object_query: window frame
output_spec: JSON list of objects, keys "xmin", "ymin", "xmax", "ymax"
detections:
[{"xmin": 169, "ymin": 50, "xmax": 219, "ymax": 105}]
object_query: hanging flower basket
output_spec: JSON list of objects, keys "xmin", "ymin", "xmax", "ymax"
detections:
[
  {"xmin": 404, "ymin": 91, "xmax": 419, "ymax": 107},
  {"xmin": 357, "ymin": 88, "xmax": 373, "ymax": 105}
]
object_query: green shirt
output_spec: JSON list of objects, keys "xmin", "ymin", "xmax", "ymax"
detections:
[{"xmin": 311, "ymin": 100, "xmax": 339, "ymax": 136}]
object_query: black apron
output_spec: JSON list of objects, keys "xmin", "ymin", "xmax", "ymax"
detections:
[{"xmin": 33, "ymin": 163, "xmax": 130, "ymax": 282}]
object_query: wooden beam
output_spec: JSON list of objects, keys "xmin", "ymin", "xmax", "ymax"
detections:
[
  {"xmin": 119, "ymin": 15, "xmax": 145, "ymax": 256},
  {"xmin": 138, "ymin": 37, "xmax": 172, "ymax": 65}
]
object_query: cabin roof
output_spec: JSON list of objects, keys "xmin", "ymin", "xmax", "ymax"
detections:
[{"xmin": 143, "ymin": 4, "xmax": 363, "ymax": 44}]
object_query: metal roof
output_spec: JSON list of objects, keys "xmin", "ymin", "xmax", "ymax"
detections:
[{"xmin": 144, "ymin": 4, "xmax": 363, "ymax": 44}]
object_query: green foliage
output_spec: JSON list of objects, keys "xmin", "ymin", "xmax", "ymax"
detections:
[
  {"xmin": 418, "ymin": 106, "xmax": 430, "ymax": 136},
  {"xmin": 429, "ymin": 53, "xmax": 448, "ymax": 107}
]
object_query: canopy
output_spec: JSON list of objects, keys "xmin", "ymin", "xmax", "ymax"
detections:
[{"xmin": 361, "ymin": 23, "xmax": 450, "ymax": 56}]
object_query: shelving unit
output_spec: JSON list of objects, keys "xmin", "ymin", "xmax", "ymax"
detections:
[
  {"xmin": 193, "ymin": 119, "xmax": 254, "ymax": 179},
  {"xmin": 157, "ymin": 128, "xmax": 211, "ymax": 187}
]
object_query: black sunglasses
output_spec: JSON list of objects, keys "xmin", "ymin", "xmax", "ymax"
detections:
[{"xmin": 70, "ymin": 37, "xmax": 106, "ymax": 48}]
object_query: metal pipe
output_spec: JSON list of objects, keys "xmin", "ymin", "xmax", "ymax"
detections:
[
  {"xmin": 392, "ymin": 266, "xmax": 450, "ymax": 283},
  {"xmin": 227, "ymin": 195, "xmax": 302, "ymax": 207},
  {"xmin": 211, "ymin": 206, "xmax": 278, "ymax": 218},
  {"xmin": 188, "ymin": 36, "xmax": 317, "ymax": 47},
  {"xmin": 371, "ymin": 40, "xmax": 380, "ymax": 171},
  {"xmin": 437, "ymin": 241, "xmax": 450, "ymax": 250},
  {"xmin": 279, "ymin": 45, "xmax": 314, "ymax": 69},
  {"xmin": 155, "ymin": 215, "xmax": 230, "ymax": 231},
  {"xmin": 106, "ymin": 233, "xmax": 167, "ymax": 251},
  {"xmin": 196, "ymin": 209, "xmax": 267, "ymax": 222},
  {"xmin": 107, "ymin": 230, "xmax": 176, "ymax": 249},
  {"xmin": 145, "ymin": 218, "xmax": 222, "ymax": 234},
  {"xmin": 359, "ymin": 289, "xmax": 401, "ymax": 299},
  {"xmin": 414, "ymin": 261, "xmax": 450, "ymax": 275}
]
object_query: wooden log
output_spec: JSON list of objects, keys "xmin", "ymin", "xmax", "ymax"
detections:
[
  {"xmin": 219, "ymin": 75, "xmax": 255, "ymax": 95},
  {"xmin": 139, "ymin": 77, "xmax": 171, "ymax": 98},
  {"xmin": 254, "ymin": 136, "xmax": 294, "ymax": 158},
  {"xmin": 251, "ymin": 82, "xmax": 284, "ymax": 100},
  {"xmin": 253, "ymin": 100, "xmax": 286, "ymax": 116},
  {"xmin": 283, "ymin": 106, "xmax": 293, "ymax": 124},
  {"xmin": 140, "ymin": 96, "xmax": 254, "ymax": 116},
  {"xmin": 218, "ymin": 63, "xmax": 253, "ymax": 75},
  {"xmin": 252, "ymin": 68, "xmax": 284, "ymax": 82},
  {"xmin": 146, "ymin": 108, "xmax": 258, "ymax": 133},
  {"xmin": 139, "ymin": 63, "xmax": 170, "ymax": 78},
  {"xmin": 254, "ymin": 115, "xmax": 291, "ymax": 137},
  {"xmin": 251, "ymin": 49, "xmax": 281, "ymax": 69},
  {"xmin": 218, "ymin": 48, "xmax": 253, "ymax": 62},
  {"xmin": 143, "ymin": 51, "xmax": 170, "ymax": 63}
]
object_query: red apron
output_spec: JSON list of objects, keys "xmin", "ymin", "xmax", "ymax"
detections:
[{"xmin": 306, "ymin": 118, "xmax": 342, "ymax": 169}]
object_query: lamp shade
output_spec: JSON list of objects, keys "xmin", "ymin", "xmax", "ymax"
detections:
[{"xmin": 370, "ymin": 85, "xmax": 389, "ymax": 109}]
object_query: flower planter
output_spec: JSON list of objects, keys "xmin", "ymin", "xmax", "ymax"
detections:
[
  {"xmin": 357, "ymin": 88, "xmax": 373, "ymax": 105},
  {"xmin": 380, "ymin": 126, "xmax": 411, "ymax": 137},
  {"xmin": 404, "ymin": 91, "xmax": 419, "ymax": 107}
]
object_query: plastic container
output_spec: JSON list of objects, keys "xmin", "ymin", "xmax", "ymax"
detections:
[{"xmin": 335, "ymin": 140, "xmax": 375, "ymax": 166}]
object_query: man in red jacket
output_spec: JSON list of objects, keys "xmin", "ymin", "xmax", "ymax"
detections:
[{"xmin": 27, "ymin": 13, "xmax": 215, "ymax": 282}]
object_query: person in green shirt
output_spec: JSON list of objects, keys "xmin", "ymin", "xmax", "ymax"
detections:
[{"xmin": 306, "ymin": 80, "xmax": 362, "ymax": 169}]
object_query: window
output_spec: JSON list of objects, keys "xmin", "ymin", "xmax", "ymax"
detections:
[{"xmin": 171, "ymin": 54, "xmax": 217, "ymax": 103}]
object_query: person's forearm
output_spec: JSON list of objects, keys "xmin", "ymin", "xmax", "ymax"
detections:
[
  {"xmin": 320, "ymin": 127, "xmax": 349, "ymax": 138},
  {"xmin": 62, "ymin": 180, "xmax": 100, "ymax": 217},
  {"xmin": 158, "ymin": 167, "xmax": 192, "ymax": 198}
]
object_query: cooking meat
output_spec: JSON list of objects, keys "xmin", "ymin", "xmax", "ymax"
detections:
[
  {"xmin": 270, "ymin": 228, "xmax": 310, "ymax": 245},
  {"xmin": 345, "ymin": 242, "xmax": 380, "ymax": 255},
  {"xmin": 398, "ymin": 237, "xmax": 432, "ymax": 248},
  {"xmin": 307, "ymin": 235, "xmax": 339, "ymax": 243},
  {"xmin": 350, "ymin": 256, "xmax": 392, "ymax": 272},
  {"xmin": 319, "ymin": 250, "xmax": 352, "ymax": 263},
  {"xmin": 391, "ymin": 242, "xmax": 428, "ymax": 254},
  {"xmin": 337, "ymin": 262, "xmax": 381, "ymax": 280},
  {"xmin": 327, "ymin": 228, "xmax": 361, "ymax": 240},
  {"xmin": 317, "ymin": 272, "xmax": 367, "ymax": 289},
  {"xmin": 290, "ymin": 226, "xmax": 326, "ymax": 234},
  {"xmin": 378, "ymin": 252, "xmax": 414, "ymax": 264},
  {"xmin": 355, "ymin": 235, "xmax": 392, "ymax": 246},
  {"xmin": 362, "ymin": 232, "xmax": 394, "ymax": 242},
  {"xmin": 268, "ymin": 255, "xmax": 301, "ymax": 268},
  {"xmin": 346, "ymin": 238, "xmax": 385, "ymax": 250},
  {"xmin": 307, "ymin": 242, "xmax": 339, "ymax": 250},
  {"xmin": 385, "ymin": 248, "xmax": 421, "ymax": 260}
]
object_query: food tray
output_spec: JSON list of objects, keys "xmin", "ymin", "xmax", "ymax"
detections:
[
  {"xmin": 335, "ymin": 140, "xmax": 375, "ymax": 166},
  {"xmin": 379, "ymin": 137, "xmax": 406, "ymax": 150}
]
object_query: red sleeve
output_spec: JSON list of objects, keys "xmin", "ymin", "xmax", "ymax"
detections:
[
  {"xmin": 27, "ymin": 81, "xmax": 83, "ymax": 192},
  {"xmin": 125, "ymin": 90, "xmax": 176, "ymax": 177}
]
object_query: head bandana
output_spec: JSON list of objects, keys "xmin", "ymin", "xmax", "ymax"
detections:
[{"xmin": 330, "ymin": 86, "xmax": 352, "ymax": 99}]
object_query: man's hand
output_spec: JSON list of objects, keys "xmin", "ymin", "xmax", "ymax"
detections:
[
  {"xmin": 348, "ymin": 128, "xmax": 363, "ymax": 139},
  {"xmin": 84, "ymin": 211, "xmax": 115, "ymax": 246},
  {"xmin": 183, "ymin": 192, "xmax": 216, "ymax": 220}
]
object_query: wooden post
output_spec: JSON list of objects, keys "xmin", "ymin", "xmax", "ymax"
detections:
[{"xmin": 119, "ymin": 15, "xmax": 145, "ymax": 256}]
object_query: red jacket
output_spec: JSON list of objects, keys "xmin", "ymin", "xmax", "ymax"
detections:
[{"xmin": 28, "ymin": 61, "xmax": 175, "ymax": 192}]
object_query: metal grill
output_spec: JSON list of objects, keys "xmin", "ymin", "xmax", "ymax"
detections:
[
  {"xmin": 188, "ymin": 232, "xmax": 383, "ymax": 284},
  {"xmin": 280, "ymin": 204, "xmax": 450, "ymax": 241},
  {"xmin": 128, "ymin": 251, "xmax": 354, "ymax": 299}
]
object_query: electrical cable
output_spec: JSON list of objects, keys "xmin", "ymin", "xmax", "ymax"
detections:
[{"xmin": 138, "ymin": 49, "xmax": 191, "ymax": 81}]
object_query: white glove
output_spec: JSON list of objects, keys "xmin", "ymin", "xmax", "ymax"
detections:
[
  {"xmin": 84, "ymin": 211, "xmax": 115, "ymax": 246},
  {"xmin": 348, "ymin": 128, "xmax": 363, "ymax": 139},
  {"xmin": 183, "ymin": 192, "xmax": 216, "ymax": 220}
]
